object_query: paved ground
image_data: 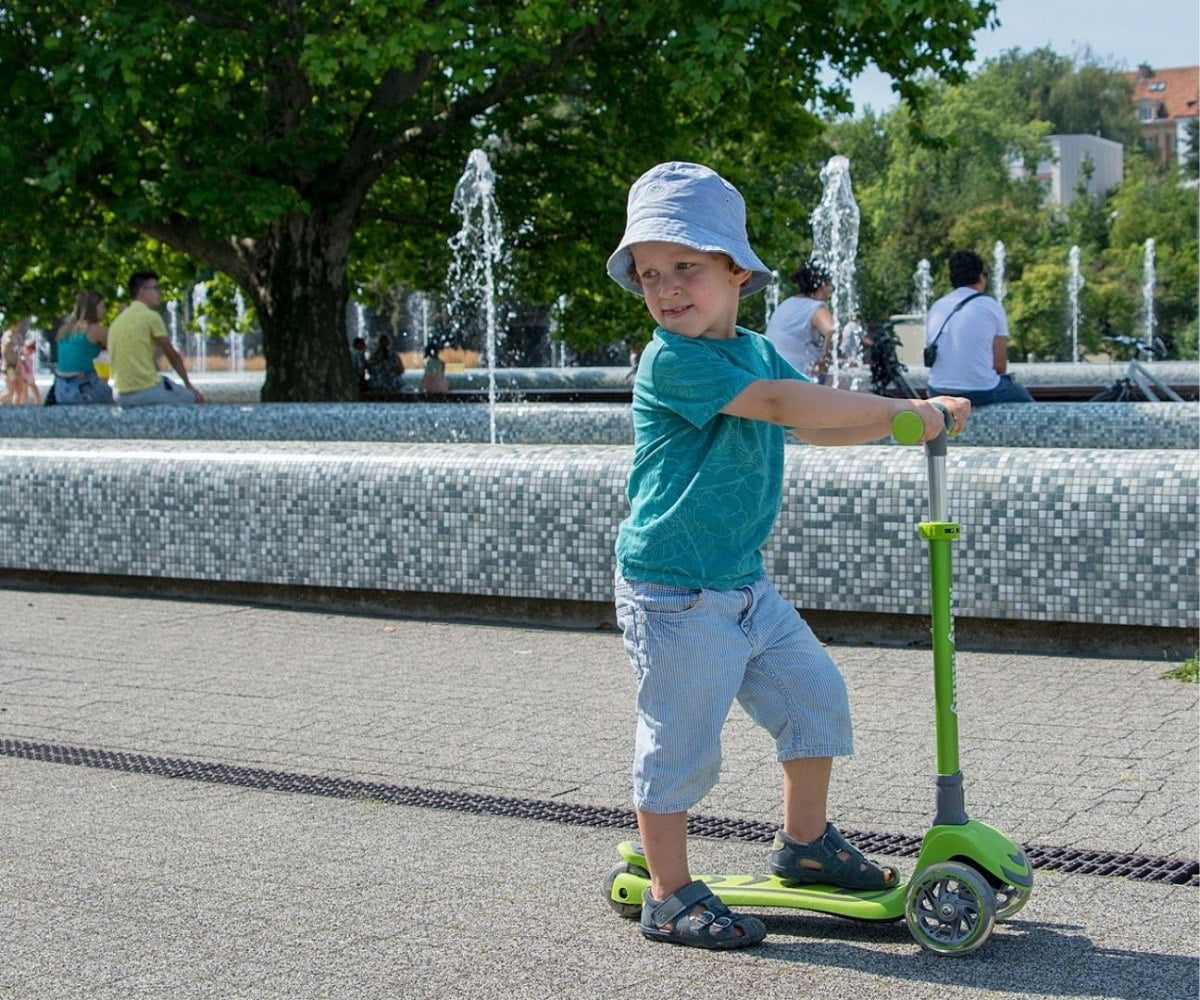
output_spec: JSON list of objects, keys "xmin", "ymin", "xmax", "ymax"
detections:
[{"xmin": 0, "ymin": 588, "xmax": 1196, "ymax": 999}]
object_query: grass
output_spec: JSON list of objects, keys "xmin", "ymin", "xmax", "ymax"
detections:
[{"xmin": 1162, "ymin": 653, "xmax": 1198, "ymax": 683}]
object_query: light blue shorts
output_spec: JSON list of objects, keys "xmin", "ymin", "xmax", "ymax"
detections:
[
  {"xmin": 615, "ymin": 571, "xmax": 853, "ymax": 814},
  {"xmin": 116, "ymin": 376, "xmax": 197, "ymax": 407}
]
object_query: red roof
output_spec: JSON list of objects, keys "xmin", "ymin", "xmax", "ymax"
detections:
[{"xmin": 1125, "ymin": 65, "xmax": 1199, "ymax": 120}]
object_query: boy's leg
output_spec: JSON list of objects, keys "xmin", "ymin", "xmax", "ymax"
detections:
[
  {"xmin": 635, "ymin": 809, "xmax": 690, "ymax": 901},
  {"xmin": 736, "ymin": 578, "xmax": 896, "ymax": 886},
  {"xmin": 782, "ymin": 755, "xmax": 833, "ymax": 843}
]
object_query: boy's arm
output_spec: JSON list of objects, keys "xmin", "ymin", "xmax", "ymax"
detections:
[{"xmin": 721, "ymin": 379, "xmax": 968, "ymax": 443}]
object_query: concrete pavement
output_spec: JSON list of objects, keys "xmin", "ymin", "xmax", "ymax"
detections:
[{"xmin": 0, "ymin": 588, "xmax": 1196, "ymax": 999}]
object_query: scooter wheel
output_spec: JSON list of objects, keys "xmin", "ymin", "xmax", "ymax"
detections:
[
  {"xmin": 904, "ymin": 861, "xmax": 997, "ymax": 956},
  {"xmin": 992, "ymin": 881, "xmax": 1032, "ymax": 922},
  {"xmin": 605, "ymin": 862, "xmax": 648, "ymax": 920}
]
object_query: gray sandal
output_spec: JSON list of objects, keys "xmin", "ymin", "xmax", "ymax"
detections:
[
  {"xmin": 641, "ymin": 880, "xmax": 766, "ymax": 950},
  {"xmin": 770, "ymin": 823, "xmax": 899, "ymax": 890}
]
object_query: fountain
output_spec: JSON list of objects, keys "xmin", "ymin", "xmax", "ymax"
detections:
[
  {"xmin": 1067, "ymin": 245, "xmax": 1084, "ymax": 362},
  {"xmin": 810, "ymin": 155, "xmax": 863, "ymax": 388},
  {"xmin": 189, "ymin": 282, "xmax": 208, "ymax": 373},
  {"xmin": 552, "ymin": 294, "xmax": 571, "ymax": 368},
  {"xmin": 448, "ymin": 148, "xmax": 508, "ymax": 444},
  {"xmin": 1142, "ymin": 238, "xmax": 1156, "ymax": 356},
  {"xmin": 764, "ymin": 271, "xmax": 781, "ymax": 326},
  {"xmin": 992, "ymin": 241, "xmax": 1006, "ymax": 304},
  {"xmin": 408, "ymin": 292, "xmax": 434, "ymax": 350},
  {"xmin": 913, "ymin": 259, "xmax": 932, "ymax": 318},
  {"xmin": 355, "ymin": 301, "xmax": 367, "ymax": 343},
  {"xmin": 166, "ymin": 301, "xmax": 181, "ymax": 353},
  {"xmin": 231, "ymin": 290, "xmax": 246, "ymax": 373}
]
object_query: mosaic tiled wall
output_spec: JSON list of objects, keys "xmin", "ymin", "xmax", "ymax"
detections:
[
  {"xmin": 1, "ymin": 400, "xmax": 1195, "ymax": 449},
  {"xmin": 0, "ymin": 439, "xmax": 1193, "ymax": 628},
  {"xmin": 36, "ymin": 359, "xmax": 1193, "ymax": 402}
]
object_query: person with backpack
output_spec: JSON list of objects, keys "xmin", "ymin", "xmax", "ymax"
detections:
[{"xmin": 924, "ymin": 250, "xmax": 1034, "ymax": 407}]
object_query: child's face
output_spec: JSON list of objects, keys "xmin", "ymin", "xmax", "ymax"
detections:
[{"xmin": 630, "ymin": 241, "xmax": 749, "ymax": 340}]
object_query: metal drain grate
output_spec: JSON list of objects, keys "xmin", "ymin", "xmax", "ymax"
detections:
[{"xmin": 3, "ymin": 737, "xmax": 1196, "ymax": 887}]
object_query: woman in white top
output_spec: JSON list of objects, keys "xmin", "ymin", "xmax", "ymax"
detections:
[{"xmin": 764, "ymin": 260, "xmax": 836, "ymax": 381}]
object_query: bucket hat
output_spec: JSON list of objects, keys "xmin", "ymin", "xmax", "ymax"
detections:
[{"xmin": 607, "ymin": 162, "xmax": 772, "ymax": 298}]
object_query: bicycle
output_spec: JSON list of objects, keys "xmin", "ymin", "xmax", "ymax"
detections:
[{"xmin": 1088, "ymin": 327, "xmax": 1182, "ymax": 402}]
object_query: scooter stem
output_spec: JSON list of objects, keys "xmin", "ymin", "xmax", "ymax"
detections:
[{"xmin": 920, "ymin": 421, "xmax": 968, "ymax": 824}]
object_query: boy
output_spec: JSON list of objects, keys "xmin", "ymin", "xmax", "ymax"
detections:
[{"xmin": 608, "ymin": 162, "xmax": 969, "ymax": 950}]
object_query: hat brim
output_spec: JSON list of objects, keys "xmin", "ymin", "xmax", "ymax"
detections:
[{"xmin": 607, "ymin": 217, "xmax": 772, "ymax": 298}]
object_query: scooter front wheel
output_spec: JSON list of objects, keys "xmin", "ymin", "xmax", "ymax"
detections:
[{"xmin": 904, "ymin": 862, "xmax": 997, "ymax": 955}]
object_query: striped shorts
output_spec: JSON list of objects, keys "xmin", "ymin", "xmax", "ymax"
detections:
[{"xmin": 615, "ymin": 570, "xmax": 853, "ymax": 814}]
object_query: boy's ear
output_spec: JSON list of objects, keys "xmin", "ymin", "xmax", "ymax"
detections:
[{"xmin": 729, "ymin": 263, "xmax": 752, "ymax": 288}]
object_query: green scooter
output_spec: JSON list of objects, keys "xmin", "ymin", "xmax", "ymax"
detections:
[{"xmin": 604, "ymin": 409, "xmax": 1033, "ymax": 955}]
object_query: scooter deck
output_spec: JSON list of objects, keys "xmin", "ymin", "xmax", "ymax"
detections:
[{"xmin": 613, "ymin": 840, "xmax": 906, "ymax": 922}]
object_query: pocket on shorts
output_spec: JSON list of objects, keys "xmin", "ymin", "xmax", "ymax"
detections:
[{"xmin": 627, "ymin": 580, "xmax": 704, "ymax": 616}]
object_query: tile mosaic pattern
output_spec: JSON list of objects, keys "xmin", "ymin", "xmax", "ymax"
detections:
[
  {"xmin": 101, "ymin": 359, "xmax": 1197, "ymax": 399},
  {"xmin": 1, "ymin": 400, "xmax": 1195, "ymax": 449},
  {"xmin": 1, "ymin": 439, "xmax": 1193, "ymax": 629}
]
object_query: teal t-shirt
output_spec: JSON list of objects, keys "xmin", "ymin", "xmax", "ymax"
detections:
[
  {"xmin": 56, "ymin": 330, "xmax": 103, "ymax": 373},
  {"xmin": 616, "ymin": 325, "xmax": 810, "ymax": 590}
]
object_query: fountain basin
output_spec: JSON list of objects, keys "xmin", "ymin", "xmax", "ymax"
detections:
[
  {"xmin": 0, "ymin": 438, "xmax": 1193, "ymax": 634},
  {"xmin": 3, "ymin": 399, "xmax": 1195, "ymax": 449},
  {"xmin": 38, "ymin": 360, "xmax": 1191, "ymax": 406}
]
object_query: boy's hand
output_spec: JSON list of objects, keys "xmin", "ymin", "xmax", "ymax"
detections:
[{"xmin": 919, "ymin": 396, "xmax": 971, "ymax": 440}]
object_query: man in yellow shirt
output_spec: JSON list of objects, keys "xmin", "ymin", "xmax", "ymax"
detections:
[{"xmin": 108, "ymin": 271, "xmax": 205, "ymax": 406}]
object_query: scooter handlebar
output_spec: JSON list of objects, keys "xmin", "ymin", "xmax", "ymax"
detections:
[{"xmin": 891, "ymin": 404, "xmax": 953, "ymax": 446}]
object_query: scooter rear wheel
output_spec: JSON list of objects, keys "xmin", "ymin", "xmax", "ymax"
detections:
[
  {"xmin": 992, "ymin": 881, "xmax": 1032, "ymax": 921},
  {"xmin": 904, "ymin": 861, "xmax": 997, "ymax": 955},
  {"xmin": 605, "ymin": 862, "xmax": 648, "ymax": 919}
]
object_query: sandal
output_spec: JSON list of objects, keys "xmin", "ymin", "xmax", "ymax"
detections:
[
  {"xmin": 641, "ymin": 880, "xmax": 766, "ymax": 950},
  {"xmin": 770, "ymin": 823, "xmax": 899, "ymax": 890}
]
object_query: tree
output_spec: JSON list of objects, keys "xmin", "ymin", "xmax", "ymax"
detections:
[
  {"xmin": 979, "ymin": 47, "xmax": 1140, "ymax": 146},
  {"xmin": 822, "ymin": 48, "xmax": 1200, "ymax": 362},
  {"xmin": 0, "ymin": 1, "xmax": 997, "ymax": 400},
  {"xmin": 1184, "ymin": 118, "xmax": 1200, "ymax": 182},
  {"xmin": 827, "ymin": 72, "xmax": 1049, "ymax": 321}
]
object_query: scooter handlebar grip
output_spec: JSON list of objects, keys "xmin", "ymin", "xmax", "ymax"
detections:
[
  {"xmin": 891, "ymin": 405, "xmax": 954, "ymax": 445},
  {"xmin": 891, "ymin": 410, "xmax": 925, "ymax": 445}
]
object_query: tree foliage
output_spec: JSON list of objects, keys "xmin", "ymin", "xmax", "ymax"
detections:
[
  {"xmin": 0, "ymin": 0, "xmax": 997, "ymax": 398},
  {"xmin": 824, "ymin": 48, "xmax": 1197, "ymax": 360}
]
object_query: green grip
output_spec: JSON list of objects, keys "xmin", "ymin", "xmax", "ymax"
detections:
[{"xmin": 891, "ymin": 410, "xmax": 924, "ymax": 444}]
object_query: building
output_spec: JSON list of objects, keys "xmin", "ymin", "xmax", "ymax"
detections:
[
  {"xmin": 1124, "ymin": 64, "xmax": 1199, "ymax": 167},
  {"xmin": 1010, "ymin": 134, "xmax": 1125, "ymax": 207}
]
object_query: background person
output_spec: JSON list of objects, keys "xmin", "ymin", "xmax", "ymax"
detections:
[
  {"xmin": 925, "ymin": 249, "xmax": 1034, "ymax": 406},
  {"xmin": 764, "ymin": 260, "xmax": 837, "ymax": 381},
  {"xmin": 350, "ymin": 336, "xmax": 369, "ymax": 389},
  {"xmin": 367, "ymin": 333, "xmax": 405, "ymax": 390},
  {"xmin": 419, "ymin": 343, "xmax": 449, "ymax": 394},
  {"xmin": 17, "ymin": 340, "xmax": 42, "ymax": 405},
  {"xmin": 0, "ymin": 317, "xmax": 31, "ymax": 405},
  {"xmin": 108, "ymin": 272, "xmax": 204, "ymax": 406},
  {"xmin": 53, "ymin": 289, "xmax": 114, "ymax": 405}
]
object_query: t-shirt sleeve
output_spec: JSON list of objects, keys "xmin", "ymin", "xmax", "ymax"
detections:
[
  {"xmin": 772, "ymin": 349, "xmax": 812, "ymax": 383},
  {"xmin": 147, "ymin": 310, "xmax": 169, "ymax": 340},
  {"xmin": 985, "ymin": 298, "xmax": 1009, "ymax": 338},
  {"xmin": 646, "ymin": 340, "xmax": 761, "ymax": 429}
]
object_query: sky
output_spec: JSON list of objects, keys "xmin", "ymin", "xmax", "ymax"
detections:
[{"xmin": 843, "ymin": 0, "xmax": 1200, "ymax": 112}]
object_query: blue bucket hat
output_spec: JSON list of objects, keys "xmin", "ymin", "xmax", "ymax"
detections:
[{"xmin": 607, "ymin": 161, "xmax": 773, "ymax": 298}]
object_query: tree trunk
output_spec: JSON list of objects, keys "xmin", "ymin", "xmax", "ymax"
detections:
[{"xmin": 251, "ymin": 210, "xmax": 358, "ymax": 402}]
